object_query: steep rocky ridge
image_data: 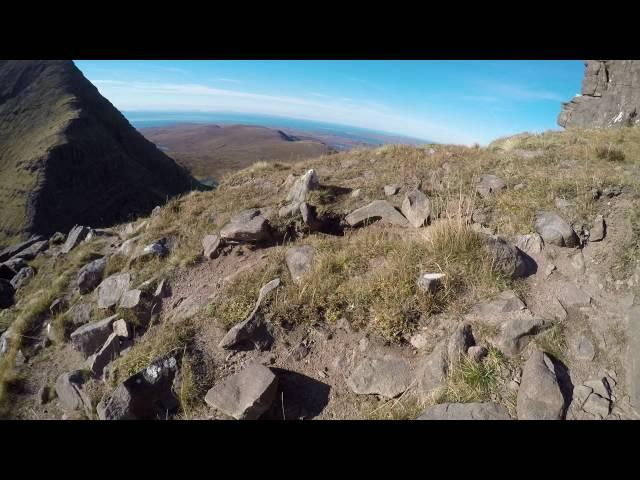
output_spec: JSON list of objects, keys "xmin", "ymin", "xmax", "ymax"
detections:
[
  {"xmin": 558, "ymin": 60, "xmax": 640, "ymax": 129},
  {"xmin": 0, "ymin": 60, "xmax": 202, "ymax": 248}
]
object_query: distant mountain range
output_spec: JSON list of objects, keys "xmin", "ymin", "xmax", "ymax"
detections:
[
  {"xmin": 135, "ymin": 113, "xmax": 429, "ymax": 184},
  {"xmin": 140, "ymin": 123, "xmax": 335, "ymax": 184}
]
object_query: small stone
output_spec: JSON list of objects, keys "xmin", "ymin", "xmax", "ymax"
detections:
[
  {"xmin": 346, "ymin": 355, "xmax": 413, "ymax": 398},
  {"xmin": 574, "ymin": 335, "xmax": 595, "ymax": 361},
  {"xmin": 590, "ymin": 215, "xmax": 606, "ymax": 242},
  {"xmin": 418, "ymin": 402, "xmax": 511, "ymax": 420},
  {"xmin": 112, "ymin": 319, "xmax": 130, "ymax": 338},
  {"xmin": 203, "ymin": 234, "xmax": 224, "ymax": 260},
  {"xmin": 417, "ymin": 273, "xmax": 445, "ymax": 294},
  {"xmin": 204, "ymin": 363, "xmax": 278, "ymax": 420},
  {"xmin": 545, "ymin": 264, "xmax": 556, "ymax": 277},
  {"xmin": 384, "ymin": 184, "xmax": 400, "ymax": 196},
  {"xmin": 351, "ymin": 189, "xmax": 361, "ymax": 198},
  {"xmin": 515, "ymin": 233, "xmax": 544, "ymax": 255},
  {"xmin": 468, "ymin": 345, "xmax": 488, "ymax": 362},
  {"xmin": 476, "ymin": 174, "xmax": 506, "ymax": 198}
]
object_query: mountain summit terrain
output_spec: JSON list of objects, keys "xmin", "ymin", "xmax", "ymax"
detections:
[{"xmin": 1, "ymin": 60, "xmax": 640, "ymax": 421}]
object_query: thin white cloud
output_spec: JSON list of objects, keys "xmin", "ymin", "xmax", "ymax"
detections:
[
  {"xmin": 91, "ymin": 78, "xmax": 480, "ymax": 144},
  {"xmin": 134, "ymin": 63, "xmax": 188, "ymax": 74},
  {"xmin": 479, "ymin": 81, "xmax": 564, "ymax": 102}
]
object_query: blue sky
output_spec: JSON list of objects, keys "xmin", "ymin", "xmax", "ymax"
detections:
[{"xmin": 75, "ymin": 60, "xmax": 585, "ymax": 145}]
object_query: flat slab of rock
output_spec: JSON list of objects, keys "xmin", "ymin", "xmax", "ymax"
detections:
[
  {"xmin": 401, "ymin": 188, "xmax": 431, "ymax": 228},
  {"xmin": 517, "ymin": 350, "xmax": 565, "ymax": 420},
  {"xmin": 219, "ymin": 278, "xmax": 280, "ymax": 350},
  {"xmin": 97, "ymin": 355, "xmax": 179, "ymax": 420},
  {"xmin": 535, "ymin": 211, "xmax": 579, "ymax": 247},
  {"xmin": 418, "ymin": 402, "xmax": 511, "ymax": 420},
  {"xmin": 62, "ymin": 226, "xmax": 91, "ymax": 254},
  {"xmin": 476, "ymin": 174, "xmax": 506, "ymax": 198},
  {"xmin": 346, "ymin": 355, "xmax": 413, "ymax": 398},
  {"xmin": 97, "ymin": 273, "xmax": 131, "ymax": 309},
  {"xmin": 0, "ymin": 235, "xmax": 45, "ymax": 262},
  {"xmin": 470, "ymin": 290, "xmax": 526, "ymax": 318},
  {"xmin": 498, "ymin": 317, "xmax": 549, "ymax": 357},
  {"xmin": 119, "ymin": 289, "xmax": 143, "ymax": 309},
  {"xmin": 205, "ymin": 363, "xmax": 279, "ymax": 420},
  {"xmin": 416, "ymin": 342, "xmax": 448, "ymax": 397},
  {"xmin": 13, "ymin": 240, "xmax": 48, "ymax": 260},
  {"xmin": 220, "ymin": 209, "xmax": 272, "ymax": 243},
  {"xmin": 345, "ymin": 200, "xmax": 409, "ymax": 228},
  {"xmin": 77, "ymin": 257, "xmax": 107, "ymax": 294},
  {"xmin": 70, "ymin": 315, "xmax": 117, "ymax": 357},
  {"xmin": 202, "ymin": 234, "xmax": 224, "ymax": 259},
  {"xmin": 285, "ymin": 245, "xmax": 315, "ymax": 284},
  {"xmin": 554, "ymin": 281, "xmax": 591, "ymax": 308}
]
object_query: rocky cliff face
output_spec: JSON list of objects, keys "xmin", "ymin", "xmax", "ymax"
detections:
[
  {"xmin": 558, "ymin": 60, "xmax": 640, "ymax": 129},
  {"xmin": 0, "ymin": 60, "xmax": 202, "ymax": 247}
]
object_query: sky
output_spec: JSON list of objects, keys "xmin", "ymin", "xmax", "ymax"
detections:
[{"xmin": 75, "ymin": 60, "xmax": 586, "ymax": 145}]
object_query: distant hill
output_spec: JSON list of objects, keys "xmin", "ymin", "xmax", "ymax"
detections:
[
  {"xmin": 140, "ymin": 123, "xmax": 335, "ymax": 182},
  {"xmin": 0, "ymin": 60, "xmax": 201, "ymax": 248}
]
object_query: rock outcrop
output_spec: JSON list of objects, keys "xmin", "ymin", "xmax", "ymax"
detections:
[
  {"xmin": 558, "ymin": 60, "xmax": 640, "ymax": 129},
  {"xmin": 0, "ymin": 60, "xmax": 201, "ymax": 248}
]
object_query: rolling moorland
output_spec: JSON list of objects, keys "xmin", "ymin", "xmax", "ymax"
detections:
[
  {"xmin": 140, "ymin": 123, "xmax": 335, "ymax": 184},
  {"xmin": 1, "ymin": 60, "xmax": 640, "ymax": 420}
]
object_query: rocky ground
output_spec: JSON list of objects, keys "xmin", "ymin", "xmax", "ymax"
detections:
[{"xmin": 2, "ymin": 127, "xmax": 640, "ymax": 420}]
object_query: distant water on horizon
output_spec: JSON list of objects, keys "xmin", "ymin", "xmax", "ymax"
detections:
[{"xmin": 124, "ymin": 111, "xmax": 429, "ymax": 146}]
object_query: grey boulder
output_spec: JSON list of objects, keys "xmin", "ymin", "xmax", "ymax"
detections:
[
  {"xmin": 345, "ymin": 200, "xmax": 409, "ymax": 228},
  {"xmin": 62, "ymin": 226, "xmax": 91, "ymax": 254},
  {"xmin": 346, "ymin": 354, "xmax": 413, "ymax": 398},
  {"xmin": 476, "ymin": 174, "xmax": 506, "ymax": 198},
  {"xmin": 516, "ymin": 350, "xmax": 565, "ymax": 420},
  {"xmin": 97, "ymin": 273, "xmax": 131, "ymax": 309},
  {"xmin": 498, "ymin": 317, "xmax": 549, "ymax": 358},
  {"xmin": 97, "ymin": 355, "xmax": 179, "ymax": 420},
  {"xmin": 285, "ymin": 245, "xmax": 315, "ymax": 284},
  {"xmin": 70, "ymin": 315, "xmax": 118, "ymax": 357},
  {"xmin": 204, "ymin": 363, "xmax": 278, "ymax": 420},
  {"xmin": 535, "ymin": 212, "xmax": 579, "ymax": 247},
  {"xmin": 418, "ymin": 402, "xmax": 511, "ymax": 420},
  {"xmin": 401, "ymin": 188, "xmax": 431, "ymax": 228}
]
